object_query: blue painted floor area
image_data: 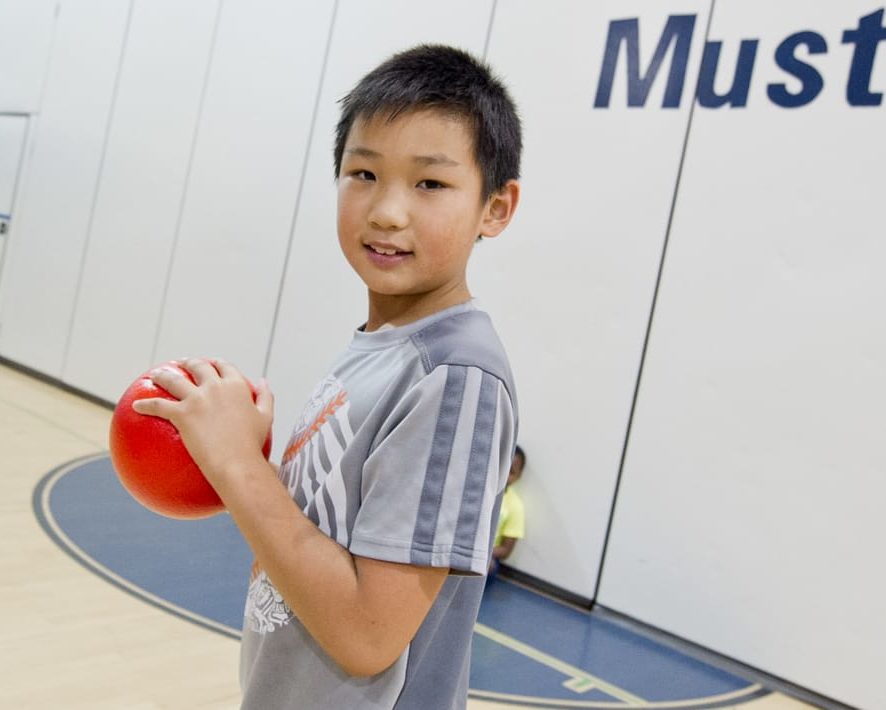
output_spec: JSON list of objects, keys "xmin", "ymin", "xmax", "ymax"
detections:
[
  {"xmin": 477, "ymin": 579, "xmax": 753, "ymax": 704},
  {"xmin": 38, "ymin": 455, "xmax": 252, "ymax": 633},
  {"xmin": 37, "ymin": 455, "xmax": 766, "ymax": 708}
]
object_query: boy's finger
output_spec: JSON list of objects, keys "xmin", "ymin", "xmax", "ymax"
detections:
[
  {"xmin": 182, "ymin": 358, "xmax": 218, "ymax": 385},
  {"xmin": 151, "ymin": 367, "xmax": 194, "ymax": 400},
  {"xmin": 131, "ymin": 397, "xmax": 176, "ymax": 419},
  {"xmin": 212, "ymin": 358, "xmax": 241, "ymax": 381}
]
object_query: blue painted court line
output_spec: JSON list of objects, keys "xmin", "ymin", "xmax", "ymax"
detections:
[{"xmin": 34, "ymin": 454, "xmax": 770, "ymax": 708}]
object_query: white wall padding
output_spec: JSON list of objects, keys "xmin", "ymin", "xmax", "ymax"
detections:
[
  {"xmin": 63, "ymin": 0, "xmax": 220, "ymax": 401},
  {"xmin": 0, "ymin": 0, "xmax": 130, "ymax": 378},
  {"xmin": 599, "ymin": 3, "xmax": 886, "ymax": 708},
  {"xmin": 474, "ymin": 0, "xmax": 711, "ymax": 597}
]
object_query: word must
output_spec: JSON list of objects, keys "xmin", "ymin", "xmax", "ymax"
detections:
[{"xmin": 594, "ymin": 9, "xmax": 886, "ymax": 108}]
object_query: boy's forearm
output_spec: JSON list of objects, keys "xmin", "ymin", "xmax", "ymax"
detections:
[
  {"xmin": 212, "ymin": 456, "xmax": 362, "ymax": 652},
  {"xmin": 493, "ymin": 537, "xmax": 517, "ymax": 561},
  {"xmin": 210, "ymin": 455, "xmax": 440, "ymax": 676}
]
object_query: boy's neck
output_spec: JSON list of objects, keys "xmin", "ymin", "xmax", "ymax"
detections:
[{"xmin": 364, "ymin": 285, "xmax": 472, "ymax": 332}]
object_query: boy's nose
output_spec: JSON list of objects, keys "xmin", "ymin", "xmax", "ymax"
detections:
[{"xmin": 368, "ymin": 188, "xmax": 408, "ymax": 231}]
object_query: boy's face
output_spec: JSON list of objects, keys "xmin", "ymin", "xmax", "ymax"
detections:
[
  {"xmin": 507, "ymin": 453, "xmax": 523, "ymax": 487},
  {"xmin": 337, "ymin": 109, "xmax": 515, "ymax": 323}
]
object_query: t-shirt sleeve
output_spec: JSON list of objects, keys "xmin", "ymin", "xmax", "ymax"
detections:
[{"xmin": 348, "ymin": 364, "xmax": 516, "ymax": 575}]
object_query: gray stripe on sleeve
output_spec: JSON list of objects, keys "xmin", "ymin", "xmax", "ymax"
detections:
[
  {"xmin": 453, "ymin": 372, "xmax": 498, "ymax": 554},
  {"xmin": 411, "ymin": 366, "xmax": 466, "ymax": 565}
]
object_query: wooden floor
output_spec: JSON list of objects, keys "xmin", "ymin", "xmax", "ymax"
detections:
[{"xmin": 0, "ymin": 363, "xmax": 818, "ymax": 709}]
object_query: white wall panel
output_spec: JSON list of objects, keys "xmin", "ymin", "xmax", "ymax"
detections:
[
  {"xmin": 62, "ymin": 0, "xmax": 219, "ymax": 401},
  {"xmin": 151, "ymin": 0, "xmax": 335, "ymax": 396},
  {"xmin": 0, "ymin": 116, "xmax": 27, "ymax": 211},
  {"xmin": 599, "ymin": 2, "xmax": 886, "ymax": 707},
  {"xmin": 265, "ymin": 0, "xmax": 495, "ymax": 458},
  {"xmin": 0, "ymin": 116, "xmax": 28, "ymax": 283},
  {"xmin": 0, "ymin": 0, "xmax": 56, "ymax": 112},
  {"xmin": 0, "ymin": 0, "xmax": 129, "ymax": 377},
  {"xmin": 474, "ymin": 0, "xmax": 710, "ymax": 596}
]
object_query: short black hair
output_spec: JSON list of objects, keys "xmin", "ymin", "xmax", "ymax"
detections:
[
  {"xmin": 334, "ymin": 44, "xmax": 522, "ymax": 200},
  {"xmin": 514, "ymin": 445, "xmax": 526, "ymax": 468}
]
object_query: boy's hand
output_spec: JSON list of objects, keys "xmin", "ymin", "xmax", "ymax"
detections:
[{"xmin": 131, "ymin": 358, "xmax": 273, "ymax": 486}]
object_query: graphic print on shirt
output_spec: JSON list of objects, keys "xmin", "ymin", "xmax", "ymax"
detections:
[{"xmin": 245, "ymin": 375, "xmax": 354, "ymax": 634}]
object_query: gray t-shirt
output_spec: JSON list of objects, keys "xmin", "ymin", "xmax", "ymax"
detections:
[{"xmin": 240, "ymin": 301, "xmax": 518, "ymax": 709}]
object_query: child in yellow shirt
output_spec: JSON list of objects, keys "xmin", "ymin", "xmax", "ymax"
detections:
[{"xmin": 489, "ymin": 445, "xmax": 525, "ymax": 577}]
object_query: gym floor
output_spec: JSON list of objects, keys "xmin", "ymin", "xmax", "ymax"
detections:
[{"xmin": 1, "ymin": 363, "xmax": 821, "ymax": 709}]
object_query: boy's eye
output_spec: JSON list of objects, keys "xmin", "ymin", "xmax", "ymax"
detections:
[
  {"xmin": 351, "ymin": 169, "xmax": 375, "ymax": 181},
  {"xmin": 417, "ymin": 179, "xmax": 445, "ymax": 190}
]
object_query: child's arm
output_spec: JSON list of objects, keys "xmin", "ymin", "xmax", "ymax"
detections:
[
  {"xmin": 216, "ymin": 453, "xmax": 447, "ymax": 677},
  {"xmin": 132, "ymin": 359, "xmax": 447, "ymax": 677},
  {"xmin": 492, "ymin": 537, "xmax": 517, "ymax": 561}
]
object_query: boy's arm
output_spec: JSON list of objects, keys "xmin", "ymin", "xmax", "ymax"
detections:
[
  {"xmin": 492, "ymin": 537, "xmax": 517, "ymax": 561},
  {"xmin": 219, "ymin": 458, "xmax": 447, "ymax": 676},
  {"xmin": 132, "ymin": 359, "xmax": 447, "ymax": 677}
]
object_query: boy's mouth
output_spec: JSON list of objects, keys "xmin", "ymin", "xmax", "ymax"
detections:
[
  {"xmin": 366, "ymin": 243, "xmax": 410, "ymax": 256},
  {"xmin": 364, "ymin": 243, "xmax": 412, "ymax": 266}
]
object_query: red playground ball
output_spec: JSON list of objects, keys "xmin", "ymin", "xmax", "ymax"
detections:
[{"xmin": 108, "ymin": 361, "xmax": 271, "ymax": 519}]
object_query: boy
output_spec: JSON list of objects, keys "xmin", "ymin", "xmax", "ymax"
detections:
[{"xmin": 133, "ymin": 44, "xmax": 521, "ymax": 708}]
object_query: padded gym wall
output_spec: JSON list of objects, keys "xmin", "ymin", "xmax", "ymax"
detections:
[
  {"xmin": 62, "ymin": 0, "xmax": 220, "ymax": 401},
  {"xmin": 472, "ymin": 0, "xmax": 711, "ymax": 598},
  {"xmin": 0, "ymin": 0, "xmax": 129, "ymax": 377},
  {"xmin": 597, "ymin": 2, "xmax": 886, "ymax": 708}
]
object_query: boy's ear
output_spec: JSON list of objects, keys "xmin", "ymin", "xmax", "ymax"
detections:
[{"xmin": 479, "ymin": 180, "xmax": 520, "ymax": 239}]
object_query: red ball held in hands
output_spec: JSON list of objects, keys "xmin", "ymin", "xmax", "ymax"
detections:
[{"xmin": 108, "ymin": 361, "xmax": 272, "ymax": 519}]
